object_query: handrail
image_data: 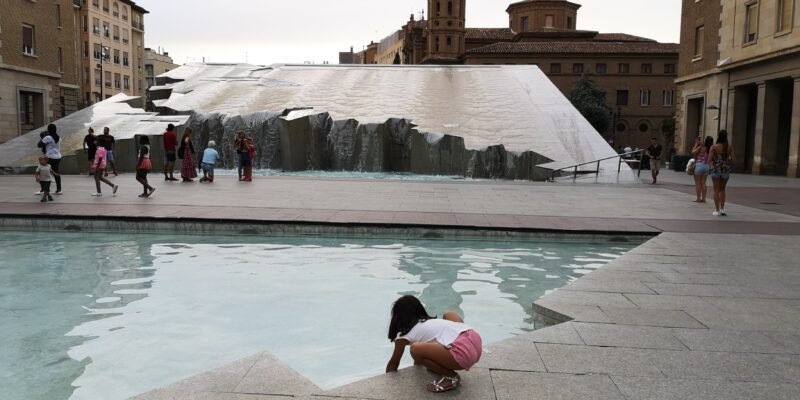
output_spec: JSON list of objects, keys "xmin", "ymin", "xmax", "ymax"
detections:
[{"xmin": 550, "ymin": 150, "xmax": 645, "ymax": 182}]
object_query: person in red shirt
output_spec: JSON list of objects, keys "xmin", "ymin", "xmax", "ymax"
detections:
[{"xmin": 163, "ymin": 124, "xmax": 178, "ymax": 181}]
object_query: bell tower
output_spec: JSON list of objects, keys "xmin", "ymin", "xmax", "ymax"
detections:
[{"xmin": 424, "ymin": 0, "xmax": 466, "ymax": 63}]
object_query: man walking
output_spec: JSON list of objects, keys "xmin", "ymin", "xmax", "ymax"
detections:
[
  {"xmin": 645, "ymin": 137, "xmax": 663, "ymax": 184},
  {"xmin": 102, "ymin": 127, "xmax": 117, "ymax": 176},
  {"xmin": 163, "ymin": 123, "xmax": 178, "ymax": 181}
]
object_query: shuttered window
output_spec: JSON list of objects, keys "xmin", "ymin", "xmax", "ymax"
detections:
[{"xmin": 22, "ymin": 24, "xmax": 35, "ymax": 55}]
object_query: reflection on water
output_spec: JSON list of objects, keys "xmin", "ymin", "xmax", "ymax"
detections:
[{"xmin": 0, "ymin": 231, "xmax": 638, "ymax": 399}]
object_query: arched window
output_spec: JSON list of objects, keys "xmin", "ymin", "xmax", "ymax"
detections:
[
  {"xmin": 102, "ymin": 0, "xmax": 109, "ymax": 12},
  {"xmin": 122, "ymin": 6, "xmax": 128, "ymax": 20},
  {"xmin": 448, "ymin": 1, "xmax": 453, "ymax": 16},
  {"xmin": 638, "ymin": 121, "xmax": 650, "ymax": 133},
  {"xmin": 113, "ymin": 2, "xmax": 119, "ymax": 17},
  {"xmin": 616, "ymin": 121, "xmax": 628, "ymax": 133},
  {"xmin": 436, "ymin": 1, "xmax": 440, "ymax": 16}
]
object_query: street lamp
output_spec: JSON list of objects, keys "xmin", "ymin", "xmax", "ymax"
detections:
[{"xmin": 98, "ymin": 46, "xmax": 109, "ymax": 103}]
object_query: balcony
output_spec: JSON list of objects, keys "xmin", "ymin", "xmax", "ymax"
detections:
[{"xmin": 132, "ymin": 21, "xmax": 144, "ymax": 31}]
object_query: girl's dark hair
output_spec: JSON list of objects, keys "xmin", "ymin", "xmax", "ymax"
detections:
[
  {"xmin": 97, "ymin": 135, "xmax": 106, "ymax": 147},
  {"xmin": 704, "ymin": 136, "xmax": 714, "ymax": 153},
  {"xmin": 47, "ymin": 124, "xmax": 60, "ymax": 143},
  {"xmin": 387, "ymin": 295, "xmax": 434, "ymax": 342},
  {"xmin": 717, "ymin": 129, "xmax": 729, "ymax": 156},
  {"xmin": 139, "ymin": 135, "xmax": 150, "ymax": 145}
]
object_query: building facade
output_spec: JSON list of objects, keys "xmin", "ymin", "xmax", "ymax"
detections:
[
  {"xmin": 347, "ymin": 0, "xmax": 679, "ymax": 150},
  {"xmin": 676, "ymin": 0, "xmax": 800, "ymax": 176},
  {"xmin": 0, "ymin": 0, "xmax": 82, "ymax": 143},
  {"xmin": 144, "ymin": 48, "xmax": 177, "ymax": 88},
  {"xmin": 79, "ymin": 0, "xmax": 147, "ymax": 106}
]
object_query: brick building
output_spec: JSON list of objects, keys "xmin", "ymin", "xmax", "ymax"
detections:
[
  {"xmin": 0, "ymin": 0, "xmax": 82, "ymax": 143},
  {"xmin": 79, "ymin": 0, "xmax": 148, "ymax": 105},
  {"xmin": 676, "ymin": 0, "xmax": 800, "ymax": 177},
  {"xmin": 346, "ymin": 0, "xmax": 679, "ymax": 150}
]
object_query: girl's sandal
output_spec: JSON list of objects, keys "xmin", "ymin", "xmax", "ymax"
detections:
[{"xmin": 426, "ymin": 374, "xmax": 460, "ymax": 393}]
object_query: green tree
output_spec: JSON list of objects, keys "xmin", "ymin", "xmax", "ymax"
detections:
[{"xmin": 568, "ymin": 75, "xmax": 612, "ymax": 134}]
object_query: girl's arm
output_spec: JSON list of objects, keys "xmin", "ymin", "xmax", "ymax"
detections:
[{"xmin": 385, "ymin": 339, "xmax": 409, "ymax": 373}]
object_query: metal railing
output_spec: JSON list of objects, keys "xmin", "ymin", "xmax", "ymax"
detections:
[{"xmin": 549, "ymin": 150, "xmax": 645, "ymax": 182}]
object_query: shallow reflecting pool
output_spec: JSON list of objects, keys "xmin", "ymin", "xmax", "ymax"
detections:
[{"xmin": 0, "ymin": 230, "xmax": 639, "ymax": 399}]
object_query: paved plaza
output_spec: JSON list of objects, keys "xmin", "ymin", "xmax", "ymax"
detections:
[{"xmin": 1, "ymin": 170, "xmax": 799, "ymax": 399}]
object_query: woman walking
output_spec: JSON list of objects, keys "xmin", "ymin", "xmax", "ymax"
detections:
[
  {"xmin": 691, "ymin": 136, "xmax": 713, "ymax": 203},
  {"xmin": 709, "ymin": 130, "xmax": 735, "ymax": 216},
  {"xmin": 91, "ymin": 136, "xmax": 118, "ymax": 196},
  {"xmin": 178, "ymin": 128, "xmax": 197, "ymax": 182},
  {"xmin": 136, "ymin": 136, "xmax": 155, "ymax": 197}
]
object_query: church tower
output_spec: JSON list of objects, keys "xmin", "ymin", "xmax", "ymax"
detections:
[{"xmin": 424, "ymin": 0, "xmax": 466, "ymax": 63}]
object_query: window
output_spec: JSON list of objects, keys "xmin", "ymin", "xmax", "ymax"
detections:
[
  {"xmin": 122, "ymin": 6, "xmax": 128, "ymax": 20},
  {"xmin": 550, "ymin": 63, "xmax": 561, "ymax": 73},
  {"xmin": 92, "ymin": 0, "xmax": 99, "ymax": 9},
  {"xmin": 745, "ymin": 3, "xmax": 758, "ymax": 43},
  {"xmin": 545, "ymin": 15, "xmax": 554, "ymax": 27},
  {"xmin": 124, "ymin": 75, "xmax": 130, "ymax": 90},
  {"xmin": 94, "ymin": 68, "xmax": 102, "ymax": 87},
  {"xmin": 663, "ymin": 90, "xmax": 675, "ymax": 106},
  {"xmin": 664, "ymin": 63, "xmax": 676, "ymax": 73},
  {"xmin": 618, "ymin": 63, "xmax": 630, "ymax": 73},
  {"xmin": 567, "ymin": 16, "xmax": 573, "ymax": 29},
  {"xmin": 113, "ymin": 25, "xmax": 120, "ymax": 41},
  {"xmin": 596, "ymin": 63, "xmax": 607, "ymax": 74},
  {"xmin": 616, "ymin": 122, "xmax": 627, "ymax": 132},
  {"xmin": 123, "ymin": 51, "xmax": 129, "ymax": 66},
  {"xmin": 640, "ymin": 89, "xmax": 651, "ymax": 106},
  {"xmin": 572, "ymin": 63, "xmax": 584, "ymax": 74},
  {"xmin": 778, "ymin": 0, "xmax": 793, "ymax": 33},
  {"xmin": 113, "ymin": 2, "xmax": 119, "ymax": 17},
  {"xmin": 638, "ymin": 123, "xmax": 650, "ymax": 133},
  {"xmin": 56, "ymin": 4, "xmax": 61, "ymax": 28},
  {"xmin": 435, "ymin": 36, "xmax": 440, "ymax": 52},
  {"xmin": 694, "ymin": 26, "xmax": 704, "ymax": 57},
  {"xmin": 113, "ymin": 49, "xmax": 120, "ymax": 64},
  {"xmin": 103, "ymin": 22, "xmax": 110, "ymax": 37},
  {"xmin": 83, "ymin": 15, "xmax": 88, "ymax": 32},
  {"xmin": 84, "ymin": 68, "xmax": 89, "ymax": 84},
  {"xmin": 93, "ymin": 18, "xmax": 100, "ymax": 35},
  {"xmin": 616, "ymin": 90, "xmax": 629, "ymax": 106},
  {"xmin": 93, "ymin": 43, "xmax": 102, "ymax": 60},
  {"xmin": 22, "ymin": 24, "xmax": 35, "ymax": 55},
  {"xmin": 105, "ymin": 71, "xmax": 112, "ymax": 88},
  {"xmin": 57, "ymin": 47, "xmax": 63, "ymax": 72},
  {"xmin": 436, "ymin": 1, "xmax": 440, "ymax": 16},
  {"xmin": 446, "ymin": 36, "xmax": 452, "ymax": 47},
  {"xmin": 103, "ymin": 0, "xmax": 109, "ymax": 12},
  {"xmin": 122, "ymin": 29, "xmax": 129, "ymax": 44},
  {"xmin": 521, "ymin": 16, "xmax": 529, "ymax": 32},
  {"xmin": 641, "ymin": 63, "xmax": 652, "ymax": 73},
  {"xmin": 114, "ymin": 73, "xmax": 121, "ymax": 89},
  {"xmin": 83, "ymin": 41, "xmax": 89, "ymax": 58},
  {"xmin": 448, "ymin": 1, "xmax": 453, "ymax": 16}
]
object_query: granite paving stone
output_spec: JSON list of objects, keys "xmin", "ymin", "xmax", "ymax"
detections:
[
  {"xmin": 671, "ymin": 328, "xmax": 791, "ymax": 354},
  {"xmin": 535, "ymin": 343, "xmax": 664, "ymax": 377},
  {"xmin": 491, "ymin": 371, "xmax": 624, "ymax": 400},
  {"xmin": 526, "ymin": 321, "xmax": 585, "ymax": 345},
  {"xmin": 573, "ymin": 322, "xmax": 688, "ymax": 350},
  {"xmin": 233, "ymin": 352, "xmax": 320, "ymax": 396},
  {"xmin": 479, "ymin": 334, "xmax": 547, "ymax": 371},
  {"xmin": 320, "ymin": 366, "xmax": 495, "ymax": 400},
  {"xmin": 599, "ymin": 307, "xmax": 706, "ymax": 328},
  {"xmin": 751, "ymin": 354, "xmax": 800, "ymax": 383},
  {"xmin": 611, "ymin": 376, "xmax": 800, "ymax": 400},
  {"xmin": 652, "ymin": 350, "xmax": 784, "ymax": 382}
]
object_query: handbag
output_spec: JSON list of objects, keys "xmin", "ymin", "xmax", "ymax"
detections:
[
  {"xmin": 686, "ymin": 158, "xmax": 696, "ymax": 175},
  {"xmin": 178, "ymin": 145, "xmax": 185, "ymax": 159}
]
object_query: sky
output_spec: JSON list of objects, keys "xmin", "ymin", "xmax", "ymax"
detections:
[{"xmin": 135, "ymin": 0, "xmax": 681, "ymax": 65}]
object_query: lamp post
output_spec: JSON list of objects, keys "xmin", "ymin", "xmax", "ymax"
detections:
[{"xmin": 98, "ymin": 46, "xmax": 109, "ymax": 103}]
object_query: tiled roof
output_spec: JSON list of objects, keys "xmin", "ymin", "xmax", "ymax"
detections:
[
  {"xmin": 465, "ymin": 28, "xmax": 516, "ymax": 40},
  {"xmin": 464, "ymin": 41, "xmax": 679, "ymax": 55},
  {"xmin": 594, "ymin": 33, "xmax": 656, "ymax": 42}
]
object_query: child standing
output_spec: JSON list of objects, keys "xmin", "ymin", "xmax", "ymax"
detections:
[
  {"xmin": 91, "ymin": 136, "xmax": 118, "ymax": 197},
  {"xmin": 385, "ymin": 295, "xmax": 482, "ymax": 393},
  {"xmin": 136, "ymin": 136, "xmax": 155, "ymax": 197},
  {"xmin": 199, "ymin": 141, "xmax": 220, "ymax": 183},
  {"xmin": 35, "ymin": 156, "xmax": 58, "ymax": 203}
]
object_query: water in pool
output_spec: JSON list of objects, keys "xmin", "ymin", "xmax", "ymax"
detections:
[{"xmin": 0, "ymin": 230, "xmax": 638, "ymax": 399}]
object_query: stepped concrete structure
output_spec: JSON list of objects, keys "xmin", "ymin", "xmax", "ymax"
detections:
[{"xmin": 1, "ymin": 63, "xmax": 633, "ymax": 181}]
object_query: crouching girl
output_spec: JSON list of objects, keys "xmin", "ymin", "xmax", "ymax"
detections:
[{"xmin": 385, "ymin": 295, "xmax": 482, "ymax": 393}]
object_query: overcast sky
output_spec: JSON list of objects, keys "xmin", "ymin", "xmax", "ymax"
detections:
[{"xmin": 135, "ymin": 0, "xmax": 681, "ymax": 65}]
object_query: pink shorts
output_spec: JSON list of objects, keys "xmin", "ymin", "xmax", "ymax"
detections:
[{"xmin": 449, "ymin": 330, "xmax": 483, "ymax": 370}]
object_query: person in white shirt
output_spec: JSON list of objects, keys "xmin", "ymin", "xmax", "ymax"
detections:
[
  {"xmin": 37, "ymin": 124, "xmax": 63, "ymax": 194},
  {"xmin": 385, "ymin": 295, "xmax": 483, "ymax": 393}
]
